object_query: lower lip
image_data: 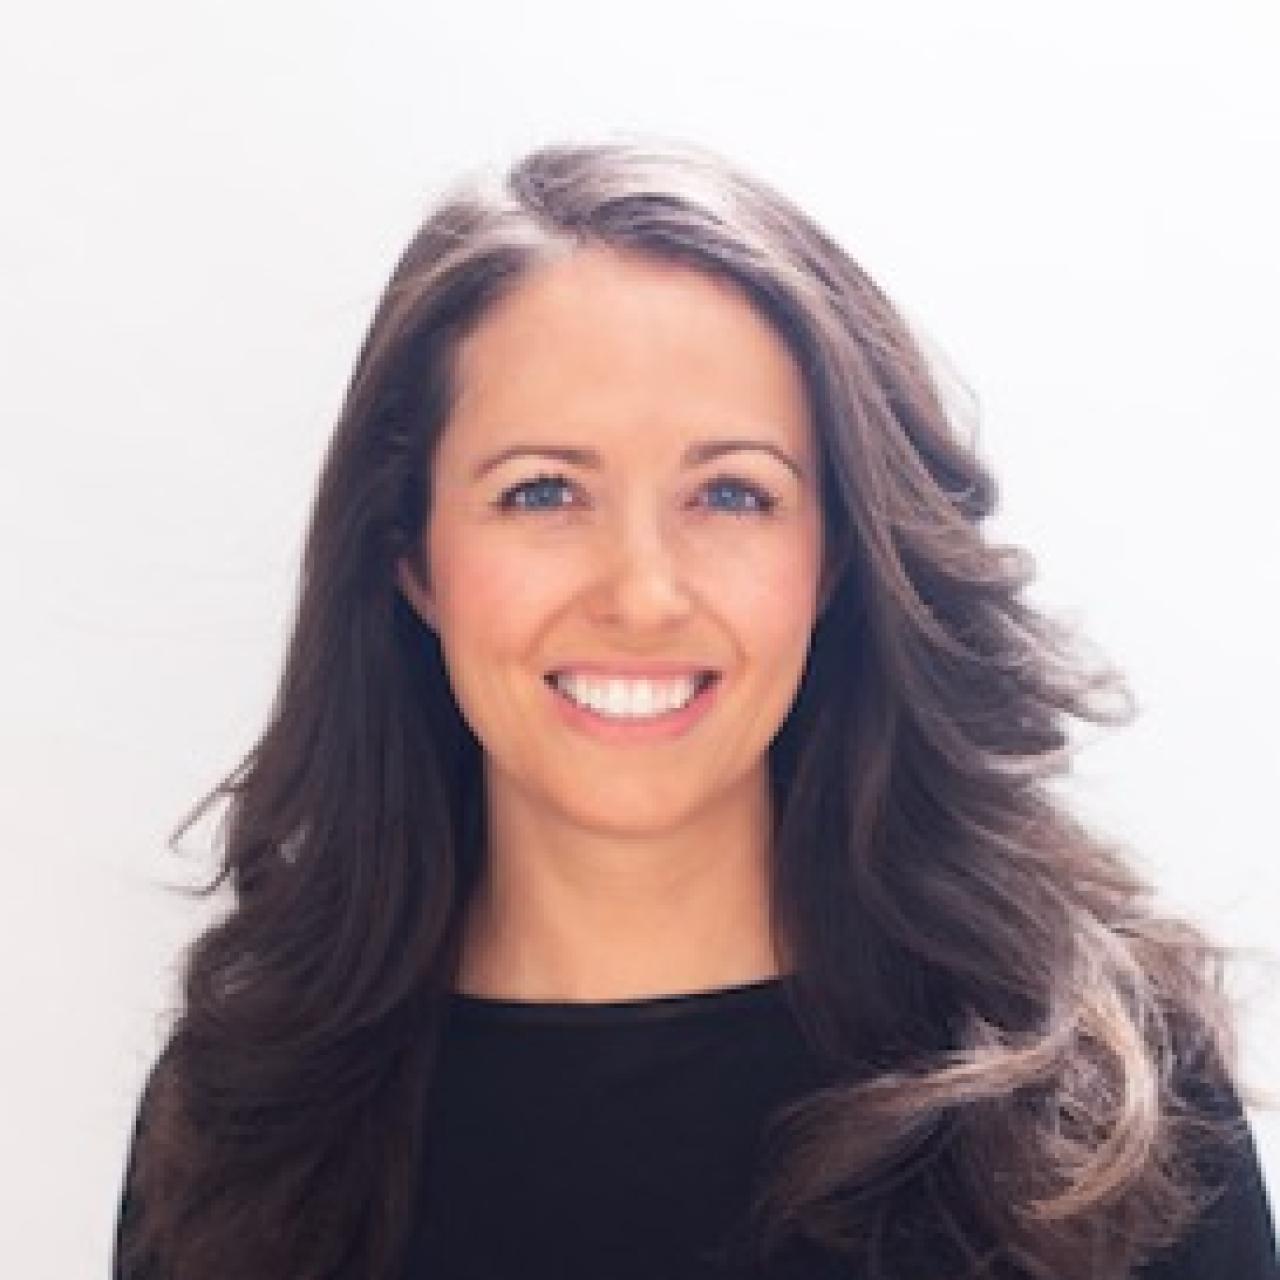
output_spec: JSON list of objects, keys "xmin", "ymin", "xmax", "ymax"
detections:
[{"xmin": 545, "ymin": 675, "xmax": 721, "ymax": 743}]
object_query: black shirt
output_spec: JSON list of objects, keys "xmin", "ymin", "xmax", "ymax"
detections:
[
  {"xmin": 116, "ymin": 976, "xmax": 1278, "ymax": 1278},
  {"xmin": 409, "ymin": 976, "xmax": 1278, "ymax": 1278},
  {"xmin": 411, "ymin": 975, "xmax": 836, "ymax": 1278}
]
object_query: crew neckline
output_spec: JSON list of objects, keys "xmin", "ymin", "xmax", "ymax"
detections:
[{"xmin": 447, "ymin": 973, "xmax": 792, "ymax": 1026}]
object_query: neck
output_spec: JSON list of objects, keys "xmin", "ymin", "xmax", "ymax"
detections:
[{"xmin": 454, "ymin": 764, "xmax": 783, "ymax": 1002}]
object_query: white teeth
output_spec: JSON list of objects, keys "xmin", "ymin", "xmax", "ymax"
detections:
[{"xmin": 551, "ymin": 673, "xmax": 706, "ymax": 718}]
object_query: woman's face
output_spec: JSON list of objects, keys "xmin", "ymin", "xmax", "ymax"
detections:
[{"xmin": 397, "ymin": 245, "xmax": 825, "ymax": 837}]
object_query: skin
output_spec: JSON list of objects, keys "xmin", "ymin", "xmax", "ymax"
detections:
[{"xmin": 397, "ymin": 245, "xmax": 827, "ymax": 1001}]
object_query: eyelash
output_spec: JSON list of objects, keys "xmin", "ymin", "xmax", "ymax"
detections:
[{"xmin": 493, "ymin": 473, "xmax": 780, "ymax": 518}]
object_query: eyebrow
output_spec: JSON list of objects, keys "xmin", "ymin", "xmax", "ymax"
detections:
[{"xmin": 470, "ymin": 439, "xmax": 806, "ymax": 482}]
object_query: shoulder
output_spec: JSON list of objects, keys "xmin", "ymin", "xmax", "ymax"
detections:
[
  {"xmin": 113, "ymin": 1044, "xmax": 175, "ymax": 1280},
  {"xmin": 1136, "ymin": 1074, "xmax": 1277, "ymax": 1279}
]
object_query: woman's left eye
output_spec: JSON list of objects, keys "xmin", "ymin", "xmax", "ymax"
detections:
[
  {"xmin": 493, "ymin": 474, "xmax": 778, "ymax": 517},
  {"xmin": 699, "ymin": 477, "xmax": 778, "ymax": 516}
]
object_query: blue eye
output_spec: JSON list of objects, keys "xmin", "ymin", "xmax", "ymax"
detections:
[
  {"xmin": 701, "ymin": 477, "xmax": 777, "ymax": 516},
  {"xmin": 493, "ymin": 473, "xmax": 778, "ymax": 516},
  {"xmin": 496, "ymin": 474, "xmax": 576, "ymax": 511}
]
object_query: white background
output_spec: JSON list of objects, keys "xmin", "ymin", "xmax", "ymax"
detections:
[{"xmin": 1, "ymin": 2, "xmax": 1276, "ymax": 1275}]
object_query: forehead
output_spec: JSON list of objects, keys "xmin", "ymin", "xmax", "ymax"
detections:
[{"xmin": 444, "ymin": 245, "xmax": 814, "ymax": 456}]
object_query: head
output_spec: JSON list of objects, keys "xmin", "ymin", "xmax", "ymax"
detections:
[
  {"xmin": 302, "ymin": 139, "xmax": 997, "ymax": 918},
  {"xmin": 391, "ymin": 240, "xmax": 826, "ymax": 854}
]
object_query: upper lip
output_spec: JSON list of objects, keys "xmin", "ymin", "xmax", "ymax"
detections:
[{"xmin": 546, "ymin": 662, "xmax": 719, "ymax": 679}]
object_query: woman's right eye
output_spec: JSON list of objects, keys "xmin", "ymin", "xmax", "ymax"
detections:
[{"xmin": 494, "ymin": 474, "xmax": 577, "ymax": 512}]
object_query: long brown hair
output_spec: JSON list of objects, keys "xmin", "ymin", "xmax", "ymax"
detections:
[{"xmin": 116, "ymin": 136, "xmax": 1256, "ymax": 1280}]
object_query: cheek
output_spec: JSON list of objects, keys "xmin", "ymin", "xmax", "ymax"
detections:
[
  {"xmin": 719, "ymin": 536, "xmax": 822, "ymax": 652},
  {"xmin": 426, "ymin": 535, "xmax": 564, "ymax": 743},
  {"xmin": 430, "ymin": 531, "xmax": 572, "ymax": 646}
]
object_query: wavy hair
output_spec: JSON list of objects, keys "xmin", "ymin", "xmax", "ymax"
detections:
[{"xmin": 116, "ymin": 136, "xmax": 1255, "ymax": 1280}]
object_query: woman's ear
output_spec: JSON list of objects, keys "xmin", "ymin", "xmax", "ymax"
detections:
[
  {"xmin": 816, "ymin": 572, "xmax": 836, "ymax": 619},
  {"xmin": 816, "ymin": 533, "xmax": 851, "ymax": 619},
  {"xmin": 395, "ymin": 555, "xmax": 438, "ymax": 632},
  {"xmin": 816, "ymin": 570, "xmax": 840, "ymax": 620}
]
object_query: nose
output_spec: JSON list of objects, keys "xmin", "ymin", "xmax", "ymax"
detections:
[{"xmin": 585, "ymin": 506, "xmax": 695, "ymax": 630}]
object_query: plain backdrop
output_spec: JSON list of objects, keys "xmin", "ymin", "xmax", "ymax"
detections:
[{"xmin": 1, "ymin": 2, "xmax": 1276, "ymax": 1275}]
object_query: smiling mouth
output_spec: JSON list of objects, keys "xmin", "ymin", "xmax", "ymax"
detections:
[
  {"xmin": 544, "ymin": 666, "xmax": 719, "ymax": 680},
  {"xmin": 542, "ymin": 671, "xmax": 719, "ymax": 688},
  {"xmin": 543, "ymin": 668, "xmax": 722, "ymax": 728}
]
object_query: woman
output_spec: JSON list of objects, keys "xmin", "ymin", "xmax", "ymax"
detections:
[{"xmin": 113, "ymin": 138, "xmax": 1277, "ymax": 1279}]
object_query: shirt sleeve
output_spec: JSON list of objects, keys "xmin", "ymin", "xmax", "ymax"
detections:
[{"xmin": 1134, "ymin": 1079, "xmax": 1278, "ymax": 1280}]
